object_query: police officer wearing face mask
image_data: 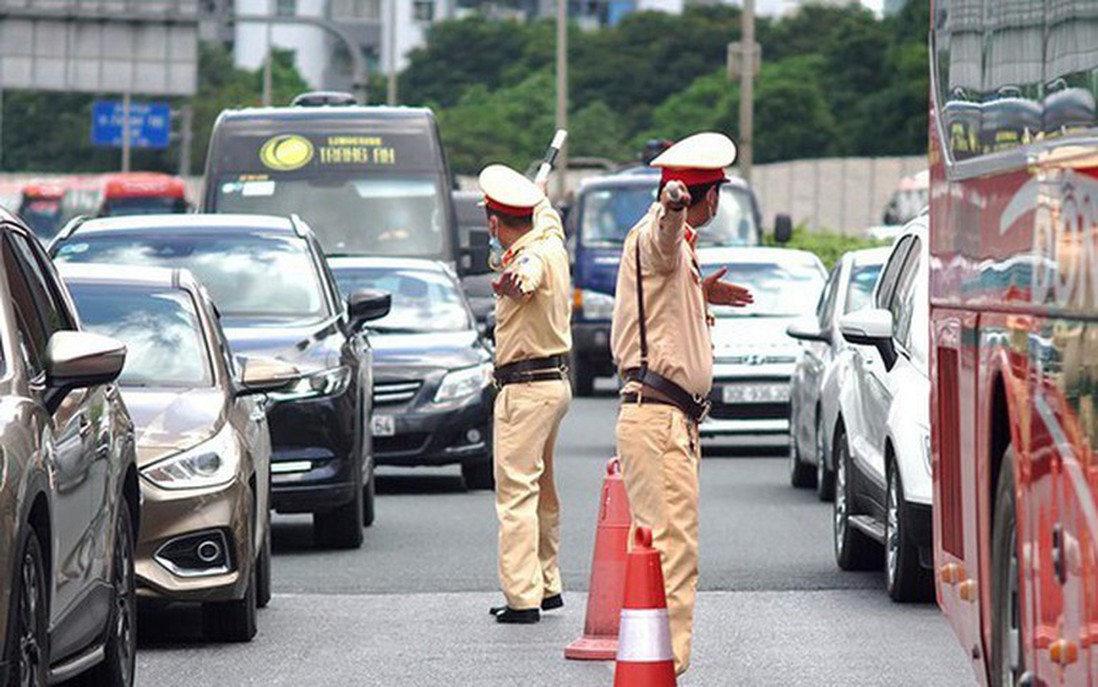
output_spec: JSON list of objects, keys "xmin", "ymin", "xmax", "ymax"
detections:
[
  {"xmin": 610, "ymin": 132, "xmax": 754, "ymax": 674},
  {"xmin": 479, "ymin": 164, "xmax": 573, "ymax": 624}
]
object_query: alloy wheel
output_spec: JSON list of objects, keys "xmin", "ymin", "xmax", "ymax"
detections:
[
  {"xmin": 113, "ymin": 513, "xmax": 137, "ymax": 686},
  {"xmin": 1000, "ymin": 520, "xmax": 1022, "ymax": 686},
  {"xmin": 834, "ymin": 441, "xmax": 848, "ymax": 548},
  {"xmin": 17, "ymin": 543, "xmax": 43, "ymax": 687},
  {"xmin": 886, "ymin": 470, "xmax": 900, "ymax": 590}
]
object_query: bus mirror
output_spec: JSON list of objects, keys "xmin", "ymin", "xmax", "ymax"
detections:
[
  {"xmin": 774, "ymin": 214, "xmax": 793, "ymax": 244},
  {"xmin": 464, "ymin": 229, "xmax": 491, "ymax": 276}
]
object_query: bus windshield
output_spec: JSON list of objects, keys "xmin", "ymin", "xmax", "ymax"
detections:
[
  {"xmin": 580, "ymin": 184, "xmax": 757, "ymax": 248},
  {"xmin": 215, "ymin": 174, "xmax": 445, "ymax": 257}
]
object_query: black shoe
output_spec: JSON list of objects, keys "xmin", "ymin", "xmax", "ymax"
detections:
[
  {"xmin": 541, "ymin": 594, "xmax": 564, "ymax": 611},
  {"xmin": 493, "ymin": 607, "xmax": 540, "ymax": 624}
]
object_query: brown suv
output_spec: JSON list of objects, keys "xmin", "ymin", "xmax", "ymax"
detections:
[
  {"xmin": 61, "ymin": 264, "xmax": 298, "ymax": 642},
  {"xmin": 0, "ymin": 211, "xmax": 138, "ymax": 685}
]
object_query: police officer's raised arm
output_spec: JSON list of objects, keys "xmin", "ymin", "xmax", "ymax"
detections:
[{"xmin": 639, "ymin": 181, "xmax": 688, "ymax": 274}]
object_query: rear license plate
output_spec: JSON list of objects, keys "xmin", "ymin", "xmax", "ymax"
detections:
[
  {"xmin": 722, "ymin": 383, "xmax": 789, "ymax": 404},
  {"xmin": 371, "ymin": 414, "xmax": 395, "ymax": 437}
]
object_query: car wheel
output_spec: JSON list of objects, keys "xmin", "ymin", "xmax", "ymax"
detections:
[
  {"xmin": 362, "ymin": 461, "xmax": 376, "ymax": 529},
  {"xmin": 833, "ymin": 430, "xmax": 881, "ymax": 571},
  {"xmin": 256, "ymin": 522, "xmax": 272, "ymax": 610},
  {"xmin": 816, "ymin": 429, "xmax": 835, "ymax": 503},
  {"xmin": 76, "ymin": 503, "xmax": 136, "ymax": 687},
  {"xmin": 313, "ymin": 481, "xmax": 364, "ymax": 550},
  {"xmin": 202, "ymin": 560, "xmax": 258, "ymax": 642},
  {"xmin": 789, "ymin": 427, "xmax": 815, "ymax": 489},
  {"xmin": 991, "ymin": 447, "xmax": 1025, "ymax": 687},
  {"xmin": 6, "ymin": 528, "xmax": 47, "ymax": 687},
  {"xmin": 462, "ymin": 456, "xmax": 495, "ymax": 490},
  {"xmin": 885, "ymin": 463, "xmax": 933, "ymax": 602},
  {"xmin": 570, "ymin": 353, "xmax": 595, "ymax": 398}
]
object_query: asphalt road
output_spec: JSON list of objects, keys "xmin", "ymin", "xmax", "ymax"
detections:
[{"xmin": 136, "ymin": 391, "xmax": 974, "ymax": 686}]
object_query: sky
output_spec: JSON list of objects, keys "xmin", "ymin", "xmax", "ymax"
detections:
[{"xmin": 752, "ymin": 0, "xmax": 885, "ymax": 18}]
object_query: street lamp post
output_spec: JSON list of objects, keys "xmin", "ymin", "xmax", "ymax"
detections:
[
  {"xmin": 738, "ymin": 0, "xmax": 755, "ymax": 183},
  {"xmin": 554, "ymin": 0, "xmax": 567, "ymax": 201}
]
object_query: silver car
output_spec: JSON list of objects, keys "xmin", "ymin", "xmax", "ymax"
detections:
[
  {"xmin": 787, "ymin": 247, "xmax": 888, "ymax": 499},
  {"xmin": 698, "ymin": 247, "xmax": 827, "ymax": 447}
]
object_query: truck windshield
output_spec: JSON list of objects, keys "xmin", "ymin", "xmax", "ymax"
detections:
[
  {"xmin": 580, "ymin": 184, "xmax": 757, "ymax": 248},
  {"xmin": 215, "ymin": 174, "xmax": 445, "ymax": 257}
]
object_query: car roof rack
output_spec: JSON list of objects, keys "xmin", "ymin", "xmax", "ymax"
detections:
[{"xmin": 291, "ymin": 91, "xmax": 358, "ymax": 107}]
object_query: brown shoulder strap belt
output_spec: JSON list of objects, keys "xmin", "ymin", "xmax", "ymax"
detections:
[{"xmin": 624, "ymin": 233, "xmax": 710, "ymax": 423}]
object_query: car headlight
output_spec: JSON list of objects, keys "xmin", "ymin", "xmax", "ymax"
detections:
[
  {"xmin": 269, "ymin": 365, "xmax": 351, "ymax": 402},
  {"xmin": 141, "ymin": 424, "xmax": 238, "ymax": 490},
  {"xmin": 434, "ymin": 363, "xmax": 493, "ymax": 403},
  {"xmin": 576, "ymin": 289, "xmax": 614, "ymax": 321}
]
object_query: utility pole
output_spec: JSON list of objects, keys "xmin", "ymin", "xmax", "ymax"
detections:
[
  {"xmin": 387, "ymin": 0, "xmax": 398, "ymax": 105},
  {"xmin": 179, "ymin": 104, "xmax": 194, "ymax": 177},
  {"xmin": 121, "ymin": 91, "xmax": 132, "ymax": 173},
  {"xmin": 263, "ymin": 0, "xmax": 274, "ymax": 106},
  {"xmin": 738, "ymin": 0, "xmax": 755, "ymax": 183},
  {"xmin": 554, "ymin": 0, "xmax": 568, "ymax": 201}
]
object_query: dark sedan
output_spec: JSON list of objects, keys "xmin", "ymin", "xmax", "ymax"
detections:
[
  {"xmin": 50, "ymin": 214, "xmax": 390, "ymax": 550},
  {"xmin": 329, "ymin": 257, "xmax": 495, "ymax": 489}
]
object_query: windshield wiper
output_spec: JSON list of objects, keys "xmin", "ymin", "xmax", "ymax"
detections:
[{"xmin": 365, "ymin": 326, "xmax": 423, "ymax": 334}]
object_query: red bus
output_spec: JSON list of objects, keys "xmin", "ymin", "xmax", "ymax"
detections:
[
  {"xmin": 17, "ymin": 179, "xmax": 66, "ymax": 239},
  {"xmin": 930, "ymin": 1, "xmax": 1098, "ymax": 685},
  {"xmin": 58, "ymin": 172, "xmax": 189, "ymax": 227}
]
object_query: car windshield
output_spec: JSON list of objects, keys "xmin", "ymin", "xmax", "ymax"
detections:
[
  {"xmin": 67, "ymin": 283, "xmax": 213, "ymax": 387},
  {"xmin": 703, "ymin": 260, "xmax": 825, "ymax": 317},
  {"xmin": 333, "ymin": 266, "xmax": 471, "ymax": 333},
  {"xmin": 580, "ymin": 184, "xmax": 756, "ymax": 248},
  {"xmin": 54, "ymin": 233, "xmax": 328, "ymax": 320},
  {"xmin": 845, "ymin": 263, "xmax": 883, "ymax": 313},
  {"xmin": 19, "ymin": 199, "xmax": 61, "ymax": 238},
  {"xmin": 215, "ymin": 175, "xmax": 445, "ymax": 257}
]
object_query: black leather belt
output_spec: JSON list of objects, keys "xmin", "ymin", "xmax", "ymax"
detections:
[
  {"xmin": 494, "ymin": 354, "xmax": 568, "ymax": 388},
  {"xmin": 623, "ymin": 367, "xmax": 710, "ymax": 423}
]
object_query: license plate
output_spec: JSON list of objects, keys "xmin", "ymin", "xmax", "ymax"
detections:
[
  {"xmin": 722, "ymin": 383, "xmax": 789, "ymax": 404},
  {"xmin": 370, "ymin": 414, "xmax": 395, "ymax": 437}
]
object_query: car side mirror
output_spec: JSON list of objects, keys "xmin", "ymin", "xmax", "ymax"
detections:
[
  {"xmin": 347, "ymin": 289, "xmax": 391, "ymax": 330},
  {"xmin": 45, "ymin": 331, "xmax": 126, "ymax": 411},
  {"xmin": 838, "ymin": 308, "xmax": 897, "ymax": 370},
  {"xmin": 774, "ymin": 214, "xmax": 793, "ymax": 244},
  {"xmin": 237, "ymin": 356, "xmax": 301, "ymax": 396},
  {"xmin": 786, "ymin": 318, "xmax": 830, "ymax": 345},
  {"xmin": 464, "ymin": 228, "xmax": 492, "ymax": 277}
]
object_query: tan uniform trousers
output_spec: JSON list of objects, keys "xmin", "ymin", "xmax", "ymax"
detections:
[
  {"xmin": 493, "ymin": 378, "xmax": 571, "ymax": 610},
  {"xmin": 616, "ymin": 401, "xmax": 700, "ymax": 676}
]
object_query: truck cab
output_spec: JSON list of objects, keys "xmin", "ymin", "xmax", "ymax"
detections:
[{"xmin": 567, "ymin": 167, "xmax": 781, "ymax": 395}]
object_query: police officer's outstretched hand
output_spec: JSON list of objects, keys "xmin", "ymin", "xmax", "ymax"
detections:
[
  {"xmin": 493, "ymin": 270, "xmax": 525, "ymax": 299},
  {"xmin": 661, "ymin": 181, "xmax": 690, "ymax": 212},
  {"xmin": 703, "ymin": 267, "xmax": 754, "ymax": 307}
]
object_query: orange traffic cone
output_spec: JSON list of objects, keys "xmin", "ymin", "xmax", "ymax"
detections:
[
  {"xmin": 565, "ymin": 458, "xmax": 631, "ymax": 660},
  {"xmin": 613, "ymin": 527, "xmax": 676, "ymax": 687}
]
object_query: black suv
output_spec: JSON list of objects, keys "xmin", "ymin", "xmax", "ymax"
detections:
[
  {"xmin": 50, "ymin": 214, "xmax": 390, "ymax": 550},
  {"xmin": 0, "ymin": 210, "xmax": 138, "ymax": 685}
]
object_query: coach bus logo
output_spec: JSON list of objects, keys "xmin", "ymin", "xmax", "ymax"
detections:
[{"xmin": 260, "ymin": 134, "xmax": 314, "ymax": 171}]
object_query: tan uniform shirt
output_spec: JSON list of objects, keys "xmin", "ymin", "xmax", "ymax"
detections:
[
  {"xmin": 610, "ymin": 202, "xmax": 712, "ymax": 398},
  {"xmin": 494, "ymin": 200, "xmax": 572, "ymax": 367}
]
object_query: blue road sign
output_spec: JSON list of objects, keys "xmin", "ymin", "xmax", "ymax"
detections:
[{"xmin": 91, "ymin": 100, "xmax": 171, "ymax": 149}]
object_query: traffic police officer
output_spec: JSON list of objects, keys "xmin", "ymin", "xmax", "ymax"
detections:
[
  {"xmin": 479, "ymin": 164, "xmax": 572, "ymax": 624},
  {"xmin": 610, "ymin": 132, "xmax": 753, "ymax": 673}
]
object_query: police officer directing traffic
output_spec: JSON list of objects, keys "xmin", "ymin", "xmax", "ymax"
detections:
[
  {"xmin": 479, "ymin": 164, "xmax": 572, "ymax": 625},
  {"xmin": 610, "ymin": 132, "xmax": 753, "ymax": 674}
]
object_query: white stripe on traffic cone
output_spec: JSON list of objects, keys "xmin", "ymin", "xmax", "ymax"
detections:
[{"xmin": 616, "ymin": 609, "xmax": 674, "ymax": 663}]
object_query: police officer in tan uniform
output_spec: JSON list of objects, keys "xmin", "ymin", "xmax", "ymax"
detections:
[
  {"xmin": 479, "ymin": 164, "xmax": 572, "ymax": 624},
  {"xmin": 610, "ymin": 133, "xmax": 753, "ymax": 673}
]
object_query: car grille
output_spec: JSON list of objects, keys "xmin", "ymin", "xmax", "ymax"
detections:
[
  {"xmin": 373, "ymin": 381, "xmax": 422, "ymax": 406},
  {"xmin": 708, "ymin": 402, "xmax": 790, "ymax": 421},
  {"xmin": 374, "ymin": 433, "xmax": 430, "ymax": 456}
]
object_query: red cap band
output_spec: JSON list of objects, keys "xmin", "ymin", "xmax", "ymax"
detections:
[
  {"xmin": 660, "ymin": 167, "xmax": 728, "ymax": 186},
  {"xmin": 485, "ymin": 197, "xmax": 534, "ymax": 217}
]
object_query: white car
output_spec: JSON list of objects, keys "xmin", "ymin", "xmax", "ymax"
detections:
[
  {"xmin": 787, "ymin": 247, "xmax": 889, "ymax": 498},
  {"xmin": 830, "ymin": 216, "xmax": 932, "ymax": 602},
  {"xmin": 698, "ymin": 247, "xmax": 827, "ymax": 446}
]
